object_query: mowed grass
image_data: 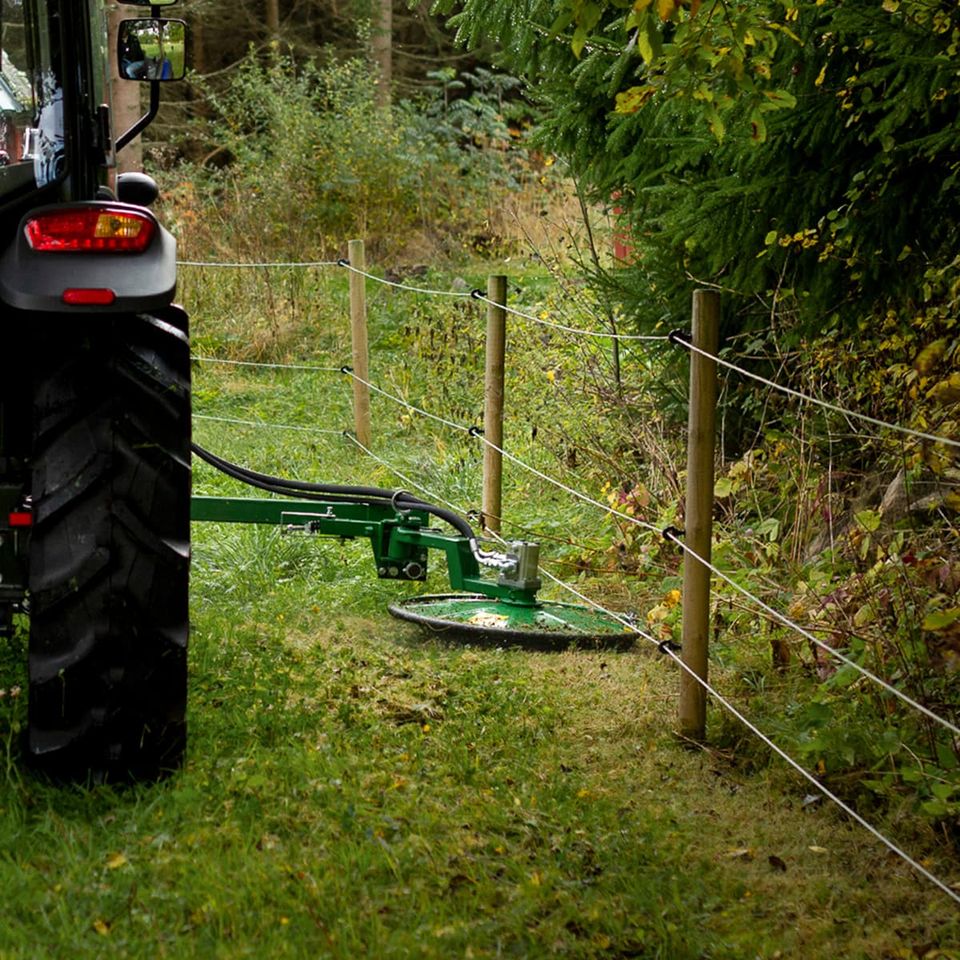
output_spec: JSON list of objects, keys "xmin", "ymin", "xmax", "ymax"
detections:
[{"xmin": 0, "ymin": 268, "xmax": 957, "ymax": 957}]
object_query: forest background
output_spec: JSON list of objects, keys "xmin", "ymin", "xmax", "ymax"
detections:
[{"xmin": 133, "ymin": 0, "xmax": 960, "ymax": 912}]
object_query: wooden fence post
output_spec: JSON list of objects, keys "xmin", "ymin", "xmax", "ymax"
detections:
[
  {"xmin": 679, "ymin": 289, "xmax": 720, "ymax": 741},
  {"xmin": 482, "ymin": 275, "xmax": 507, "ymax": 535},
  {"xmin": 348, "ymin": 239, "xmax": 371, "ymax": 448}
]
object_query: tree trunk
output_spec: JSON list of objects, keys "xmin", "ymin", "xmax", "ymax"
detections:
[
  {"xmin": 108, "ymin": 2, "xmax": 143, "ymax": 173},
  {"xmin": 191, "ymin": 15, "xmax": 207, "ymax": 77},
  {"xmin": 373, "ymin": 0, "xmax": 392, "ymax": 108},
  {"xmin": 266, "ymin": 0, "xmax": 280, "ymax": 37}
]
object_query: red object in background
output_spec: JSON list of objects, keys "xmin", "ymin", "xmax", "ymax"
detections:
[{"xmin": 611, "ymin": 190, "xmax": 634, "ymax": 264}]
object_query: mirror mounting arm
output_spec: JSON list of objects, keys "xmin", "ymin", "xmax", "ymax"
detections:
[{"xmin": 116, "ymin": 80, "xmax": 160, "ymax": 152}]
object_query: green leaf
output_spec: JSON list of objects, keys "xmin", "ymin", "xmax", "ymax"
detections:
[
  {"xmin": 854, "ymin": 509, "xmax": 881, "ymax": 533},
  {"xmin": 572, "ymin": 26, "xmax": 589, "ymax": 58},
  {"xmin": 706, "ymin": 104, "xmax": 725, "ymax": 141},
  {"xmin": 922, "ymin": 607, "xmax": 960, "ymax": 631},
  {"xmin": 636, "ymin": 14, "xmax": 661, "ymax": 64},
  {"xmin": 853, "ymin": 603, "xmax": 875, "ymax": 628},
  {"xmin": 761, "ymin": 89, "xmax": 797, "ymax": 111},
  {"xmin": 755, "ymin": 517, "xmax": 780, "ymax": 541},
  {"xmin": 750, "ymin": 114, "xmax": 767, "ymax": 144},
  {"xmin": 714, "ymin": 476, "xmax": 734, "ymax": 498},
  {"xmin": 921, "ymin": 798, "xmax": 949, "ymax": 818},
  {"xmin": 931, "ymin": 782, "xmax": 956, "ymax": 802}
]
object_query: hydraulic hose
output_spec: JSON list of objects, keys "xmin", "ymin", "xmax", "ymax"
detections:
[{"xmin": 191, "ymin": 442, "xmax": 476, "ymax": 540}]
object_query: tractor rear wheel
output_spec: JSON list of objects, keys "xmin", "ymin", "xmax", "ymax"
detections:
[{"xmin": 26, "ymin": 311, "xmax": 191, "ymax": 781}]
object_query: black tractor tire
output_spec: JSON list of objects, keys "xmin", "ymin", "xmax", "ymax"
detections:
[{"xmin": 26, "ymin": 311, "xmax": 191, "ymax": 782}]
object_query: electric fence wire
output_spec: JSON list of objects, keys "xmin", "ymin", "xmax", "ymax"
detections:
[
  {"xmin": 345, "ymin": 368, "xmax": 960, "ymax": 739},
  {"xmin": 192, "ymin": 413, "xmax": 347, "ymax": 435},
  {"xmin": 178, "ymin": 252, "xmax": 669, "ymax": 344},
  {"xmin": 335, "ymin": 257, "xmax": 670, "ymax": 343},
  {"xmin": 344, "ymin": 440, "xmax": 960, "ymax": 907},
  {"xmin": 489, "ymin": 523, "xmax": 960, "ymax": 907},
  {"xmin": 674, "ymin": 337, "xmax": 960, "ymax": 451},
  {"xmin": 339, "ymin": 368, "xmax": 474, "ymax": 435},
  {"xmin": 336, "ymin": 260, "xmax": 476, "ymax": 298},
  {"xmin": 468, "ymin": 432, "xmax": 662, "ymax": 536},
  {"xmin": 177, "ymin": 259, "xmax": 341, "ymax": 268},
  {"xmin": 661, "ymin": 530, "xmax": 960, "ymax": 739},
  {"xmin": 342, "ymin": 432, "xmax": 468, "ymax": 516},
  {"xmin": 470, "ymin": 290, "xmax": 672, "ymax": 342},
  {"xmin": 192, "ymin": 356, "xmax": 342, "ymax": 372},
  {"xmin": 346, "ymin": 432, "xmax": 658, "ymax": 568}
]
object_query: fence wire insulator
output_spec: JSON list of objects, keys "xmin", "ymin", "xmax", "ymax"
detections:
[
  {"xmin": 662, "ymin": 525, "xmax": 684, "ymax": 543},
  {"xmin": 340, "ymin": 365, "xmax": 353, "ymax": 374},
  {"xmin": 668, "ymin": 329, "xmax": 691, "ymax": 345},
  {"xmin": 468, "ymin": 425, "xmax": 484, "ymax": 437},
  {"xmin": 337, "ymin": 258, "xmax": 350, "ymax": 267},
  {"xmin": 657, "ymin": 638, "xmax": 681, "ymax": 655}
]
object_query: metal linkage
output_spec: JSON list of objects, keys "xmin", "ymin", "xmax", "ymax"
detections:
[{"xmin": 190, "ymin": 495, "xmax": 542, "ymax": 605}]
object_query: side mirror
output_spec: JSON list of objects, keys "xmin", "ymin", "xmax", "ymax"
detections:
[{"xmin": 117, "ymin": 19, "xmax": 186, "ymax": 82}]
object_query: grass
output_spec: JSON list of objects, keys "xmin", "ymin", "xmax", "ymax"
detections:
[{"xmin": 0, "ymin": 264, "xmax": 958, "ymax": 957}]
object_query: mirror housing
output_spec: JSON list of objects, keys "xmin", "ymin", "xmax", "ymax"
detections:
[{"xmin": 117, "ymin": 19, "xmax": 186, "ymax": 82}]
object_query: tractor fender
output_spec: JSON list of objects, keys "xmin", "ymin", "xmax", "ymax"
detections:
[{"xmin": 0, "ymin": 202, "xmax": 176, "ymax": 314}]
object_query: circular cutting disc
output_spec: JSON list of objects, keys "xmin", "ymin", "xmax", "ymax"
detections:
[{"xmin": 388, "ymin": 594, "xmax": 637, "ymax": 650}]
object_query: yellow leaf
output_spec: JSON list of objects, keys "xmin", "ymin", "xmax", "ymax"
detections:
[
  {"xmin": 633, "ymin": 0, "xmax": 653, "ymax": 10},
  {"xmin": 93, "ymin": 919, "xmax": 110, "ymax": 936},
  {"xmin": 914, "ymin": 338, "xmax": 947, "ymax": 374},
  {"xmin": 615, "ymin": 85, "xmax": 656, "ymax": 114},
  {"xmin": 106, "ymin": 853, "xmax": 128, "ymax": 870},
  {"xmin": 928, "ymin": 372, "xmax": 960, "ymax": 404},
  {"xmin": 815, "ymin": 64, "xmax": 827, "ymax": 87},
  {"xmin": 657, "ymin": 0, "xmax": 676, "ymax": 20}
]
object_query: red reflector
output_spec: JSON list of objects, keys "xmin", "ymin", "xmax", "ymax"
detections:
[
  {"xmin": 63, "ymin": 288, "xmax": 116, "ymax": 306},
  {"xmin": 25, "ymin": 206, "xmax": 155, "ymax": 253},
  {"xmin": 8, "ymin": 512, "xmax": 32, "ymax": 528}
]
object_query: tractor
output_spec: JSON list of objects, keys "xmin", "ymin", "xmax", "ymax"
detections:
[
  {"xmin": 0, "ymin": 0, "xmax": 637, "ymax": 785},
  {"xmin": 0, "ymin": 0, "xmax": 190, "ymax": 781}
]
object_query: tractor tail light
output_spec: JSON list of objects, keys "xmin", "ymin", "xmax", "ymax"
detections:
[
  {"xmin": 8, "ymin": 512, "xmax": 32, "ymax": 528},
  {"xmin": 24, "ymin": 206, "xmax": 156, "ymax": 253}
]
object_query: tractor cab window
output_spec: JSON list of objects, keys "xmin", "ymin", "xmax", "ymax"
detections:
[{"xmin": 0, "ymin": 0, "xmax": 64, "ymax": 199}]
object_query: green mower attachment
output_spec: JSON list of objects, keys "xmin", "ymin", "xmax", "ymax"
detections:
[{"xmin": 190, "ymin": 493, "xmax": 637, "ymax": 649}]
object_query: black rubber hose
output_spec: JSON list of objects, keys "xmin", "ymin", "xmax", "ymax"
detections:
[
  {"xmin": 194, "ymin": 449, "xmax": 396, "ymax": 507},
  {"xmin": 194, "ymin": 442, "xmax": 426, "ymax": 503},
  {"xmin": 191, "ymin": 442, "xmax": 476, "ymax": 539}
]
